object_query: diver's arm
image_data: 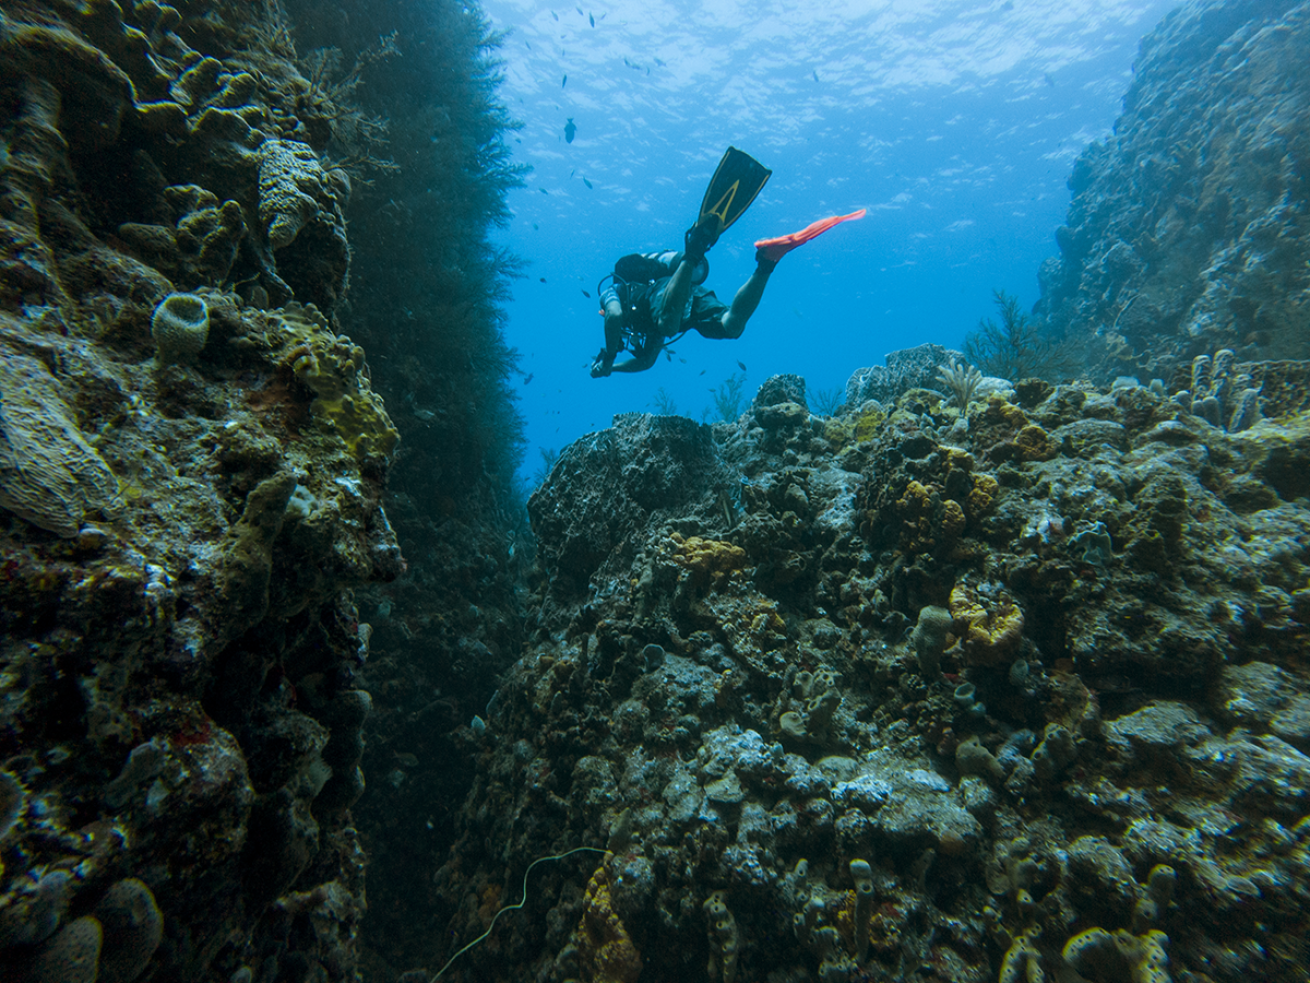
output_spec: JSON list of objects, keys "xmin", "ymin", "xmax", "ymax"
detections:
[
  {"xmin": 610, "ymin": 335, "xmax": 661, "ymax": 373},
  {"xmin": 602, "ymin": 298, "xmax": 625, "ymax": 355}
]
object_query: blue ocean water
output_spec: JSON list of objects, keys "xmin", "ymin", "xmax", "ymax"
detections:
[{"xmin": 480, "ymin": 0, "xmax": 1181, "ymax": 482}]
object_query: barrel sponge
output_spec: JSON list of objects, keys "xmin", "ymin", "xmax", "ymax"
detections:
[
  {"xmin": 26, "ymin": 915, "xmax": 102, "ymax": 983},
  {"xmin": 0, "ymin": 355, "xmax": 121, "ymax": 537},
  {"xmin": 152, "ymin": 292, "xmax": 210, "ymax": 363},
  {"xmin": 94, "ymin": 877, "xmax": 163, "ymax": 983}
]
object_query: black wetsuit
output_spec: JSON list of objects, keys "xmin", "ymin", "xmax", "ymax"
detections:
[{"xmin": 601, "ymin": 250, "xmax": 731, "ymax": 346}]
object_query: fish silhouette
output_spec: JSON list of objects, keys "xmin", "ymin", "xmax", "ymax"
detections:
[
  {"xmin": 581, "ymin": 289, "xmax": 591, "ymax": 298},
  {"xmin": 589, "ymin": 13, "xmax": 595, "ymax": 26},
  {"xmin": 737, "ymin": 361, "xmax": 747, "ymax": 372},
  {"xmin": 582, "ymin": 176, "xmax": 593, "ymax": 189},
  {"xmin": 561, "ymin": 74, "xmax": 567, "ymax": 88},
  {"xmin": 539, "ymin": 277, "xmax": 547, "ymax": 283},
  {"xmin": 523, "ymin": 373, "xmax": 534, "ymax": 385},
  {"xmin": 551, "ymin": 10, "xmax": 558, "ymax": 20},
  {"xmin": 565, "ymin": 118, "xmax": 576, "ymax": 143}
]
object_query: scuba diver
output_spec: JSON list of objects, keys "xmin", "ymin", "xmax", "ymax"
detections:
[{"xmin": 590, "ymin": 147, "xmax": 865, "ymax": 378}]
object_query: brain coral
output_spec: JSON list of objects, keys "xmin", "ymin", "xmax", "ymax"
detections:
[{"xmin": 0, "ymin": 355, "xmax": 120, "ymax": 536}]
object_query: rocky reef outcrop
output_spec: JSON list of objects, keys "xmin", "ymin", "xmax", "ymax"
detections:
[
  {"xmin": 426, "ymin": 357, "xmax": 1310, "ymax": 982},
  {"xmin": 1036, "ymin": 0, "xmax": 1310, "ymax": 383}
]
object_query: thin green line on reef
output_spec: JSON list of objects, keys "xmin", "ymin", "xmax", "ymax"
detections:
[{"xmin": 430, "ymin": 846, "xmax": 609, "ymax": 981}]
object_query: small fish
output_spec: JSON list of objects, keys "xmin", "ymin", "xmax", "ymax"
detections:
[
  {"xmin": 623, "ymin": 56, "xmax": 631, "ymax": 67},
  {"xmin": 654, "ymin": 57, "xmax": 666, "ymax": 67},
  {"xmin": 564, "ymin": 117, "xmax": 576, "ymax": 142},
  {"xmin": 581, "ymin": 289, "xmax": 591, "ymax": 298},
  {"xmin": 551, "ymin": 10, "xmax": 558, "ymax": 20},
  {"xmin": 699, "ymin": 369, "xmax": 706, "ymax": 376},
  {"xmin": 539, "ymin": 277, "xmax": 547, "ymax": 283},
  {"xmin": 813, "ymin": 70, "xmax": 819, "ymax": 82},
  {"xmin": 582, "ymin": 176, "xmax": 593, "ymax": 189},
  {"xmin": 570, "ymin": 168, "xmax": 575, "ymax": 177},
  {"xmin": 589, "ymin": 13, "xmax": 594, "ymax": 26},
  {"xmin": 576, "ymin": 5, "xmax": 583, "ymax": 14},
  {"xmin": 523, "ymin": 373, "xmax": 534, "ymax": 384},
  {"xmin": 532, "ymin": 222, "xmax": 539, "ymax": 230},
  {"xmin": 737, "ymin": 360, "xmax": 747, "ymax": 372},
  {"xmin": 678, "ymin": 357, "xmax": 687, "ymax": 363},
  {"xmin": 561, "ymin": 74, "xmax": 567, "ymax": 88},
  {"xmin": 541, "ymin": 188, "xmax": 549, "ymax": 194}
]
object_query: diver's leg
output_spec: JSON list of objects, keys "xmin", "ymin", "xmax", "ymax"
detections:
[
  {"xmin": 656, "ymin": 258, "xmax": 696, "ymax": 338},
  {"xmin": 719, "ymin": 261, "xmax": 774, "ymax": 339}
]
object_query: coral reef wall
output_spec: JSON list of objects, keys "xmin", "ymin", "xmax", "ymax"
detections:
[
  {"xmin": 1036, "ymin": 0, "xmax": 1310, "ymax": 383},
  {"xmin": 0, "ymin": 0, "xmax": 526, "ymax": 980}
]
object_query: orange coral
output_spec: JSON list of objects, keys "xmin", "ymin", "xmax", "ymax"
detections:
[
  {"xmin": 575, "ymin": 864, "xmax": 643, "ymax": 983},
  {"xmin": 1016, "ymin": 423, "xmax": 1055, "ymax": 461},
  {"xmin": 671, "ymin": 533, "xmax": 747, "ymax": 588},
  {"xmin": 966, "ymin": 473, "xmax": 1000, "ymax": 518},
  {"xmin": 895, "ymin": 480, "xmax": 965, "ymax": 553},
  {"xmin": 949, "ymin": 583, "xmax": 1025, "ymax": 666}
]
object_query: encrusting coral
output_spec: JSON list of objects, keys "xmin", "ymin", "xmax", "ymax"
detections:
[
  {"xmin": 0, "ymin": 355, "xmax": 121, "ymax": 537},
  {"xmin": 573, "ymin": 863, "xmax": 643, "ymax": 983}
]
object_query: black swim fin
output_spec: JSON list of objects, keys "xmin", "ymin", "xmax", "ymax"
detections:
[{"xmin": 691, "ymin": 147, "xmax": 772, "ymax": 250}]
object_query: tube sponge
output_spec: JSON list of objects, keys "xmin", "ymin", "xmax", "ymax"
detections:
[
  {"xmin": 999, "ymin": 928, "xmax": 1043, "ymax": 983},
  {"xmin": 95, "ymin": 878, "xmax": 163, "ymax": 983},
  {"xmin": 910, "ymin": 605, "xmax": 953, "ymax": 676},
  {"xmin": 151, "ymin": 292, "xmax": 209, "ymax": 363},
  {"xmin": 703, "ymin": 890, "xmax": 739, "ymax": 983},
  {"xmin": 849, "ymin": 858, "xmax": 874, "ymax": 962}
]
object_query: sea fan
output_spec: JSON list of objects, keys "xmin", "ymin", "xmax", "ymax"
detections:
[{"xmin": 937, "ymin": 357, "xmax": 984, "ymax": 409}]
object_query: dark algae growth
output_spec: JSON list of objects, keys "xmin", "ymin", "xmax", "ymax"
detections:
[{"xmin": 0, "ymin": 2, "xmax": 1308, "ymax": 983}]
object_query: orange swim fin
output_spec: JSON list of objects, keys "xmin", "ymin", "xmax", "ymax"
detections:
[{"xmin": 754, "ymin": 208, "xmax": 867, "ymax": 263}]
